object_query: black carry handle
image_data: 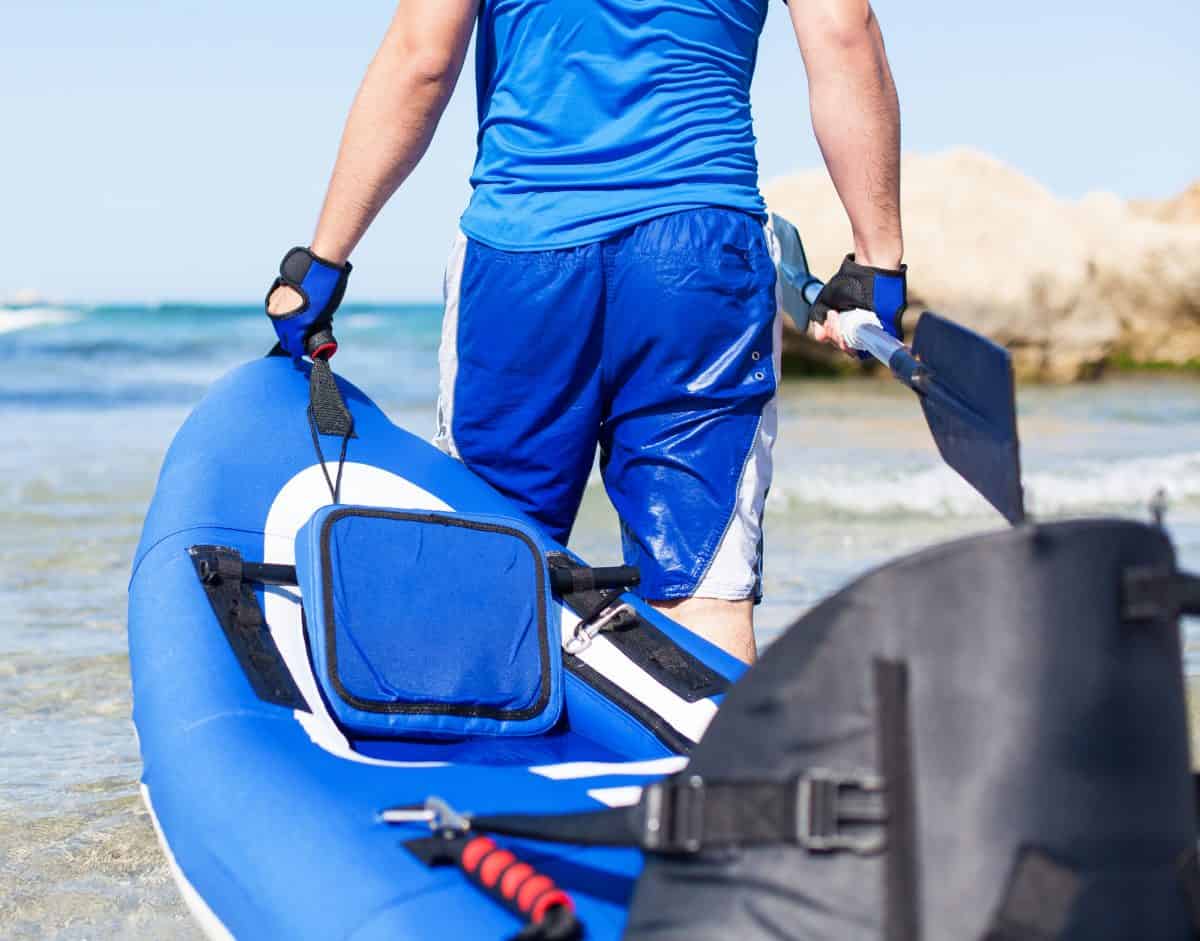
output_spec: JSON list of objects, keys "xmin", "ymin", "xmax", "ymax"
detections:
[{"xmin": 549, "ymin": 565, "xmax": 641, "ymax": 596}]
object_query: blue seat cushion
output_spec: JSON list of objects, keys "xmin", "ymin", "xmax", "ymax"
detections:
[{"xmin": 294, "ymin": 506, "xmax": 563, "ymax": 739}]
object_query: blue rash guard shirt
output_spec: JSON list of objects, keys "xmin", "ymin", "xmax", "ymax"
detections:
[{"xmin": 459, "ymin": 0, "xmax": 771, "ymax": 251}]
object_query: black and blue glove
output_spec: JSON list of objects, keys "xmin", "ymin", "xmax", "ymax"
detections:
[
  {"xmin": 810, "ymin": 254, "xmax": 907, "ymax": 342},
  {"xmin": 266, "ymin": 247, "xmax": 352, "ymax": 362}
]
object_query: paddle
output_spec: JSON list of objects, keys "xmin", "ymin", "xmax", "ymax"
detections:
[{"xmin": 770, "ymin": 213, "xmax": 1026, "ymax": 526}]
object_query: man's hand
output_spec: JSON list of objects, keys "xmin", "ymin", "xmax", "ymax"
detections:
[
  {"xmin": 266, "ymin": 248, "xmax": 352, "ymax": 361},
  {"xmin": 809, "ymin": 253, "xmax": 908, "ymax": 359},
  {"xmin": 789, "ymin": 0, "xmax": 904, "ymax": 297},
  {"xmin": 809, "ymin": 309, "xmax": 851, "ymax": 353},
  {"xmin": 267, "ymin": 283, "xmax": 303, "ymax": 316}
]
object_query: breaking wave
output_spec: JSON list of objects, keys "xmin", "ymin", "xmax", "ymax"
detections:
[
  {"xmin": 770, "ymin": 450, "xmax": 1200, "ymax": 519},
  {"xmin": 0, "ymin": 307, "xmax": 81, "ymax": 335}
]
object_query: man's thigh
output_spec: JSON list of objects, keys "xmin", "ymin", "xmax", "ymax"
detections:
[
  {"xmin": 436, "ymin": 233, "xmax": 606, "ymax": 544},
  {"xmin": 600, "ymin": 208, "xmax": 780, "ymax": 602}
]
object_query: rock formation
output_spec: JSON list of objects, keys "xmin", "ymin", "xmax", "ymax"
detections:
[
  {"xmin": 1133, "ymin": 182, "xmax": 1200, "ymax": 225},
  {"xmin": 765, "ymin": 150, "xmax": 1200, "ymax": 381}
]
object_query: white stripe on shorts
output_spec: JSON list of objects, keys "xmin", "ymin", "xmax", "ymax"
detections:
[
  {"xmin": 433, "ymin": 231, "xmax": 469, "ymax": 458},
  {"xmin": 691, "ymin": 221, "xmax": 784, "ymax": 600}
]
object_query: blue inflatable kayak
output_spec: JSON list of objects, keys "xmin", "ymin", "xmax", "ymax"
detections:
[{"xmin": 129, "ymin": 357, "xmax": 744, "ymax": 940}]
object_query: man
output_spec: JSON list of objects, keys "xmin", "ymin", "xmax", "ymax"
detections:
[{"xmin": 266, "ymin": 0, "xmax": 906, "ymax": 664}]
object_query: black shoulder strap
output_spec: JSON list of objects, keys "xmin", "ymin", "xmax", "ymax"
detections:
[
  {"xmin": 405, "ymin": 767, "xmax": 888, "ymax": 856},
  {"xmin": 877, "ymin": 658, "xmax": 920, "ymax": 941}
]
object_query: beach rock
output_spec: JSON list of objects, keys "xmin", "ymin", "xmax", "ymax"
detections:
[
  {"xmin": 765, "ymin": 151, "xmax": 1200, "ymax": 381},
  {"xmin": 1132, "ymin": 181, "xmax": 1200, "ymax": 225}
]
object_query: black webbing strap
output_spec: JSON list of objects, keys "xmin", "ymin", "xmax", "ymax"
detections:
[
  {"xmin": 980, "ymin": 846, "xmax": 1081, "ymax": 941},
  {"xmin": 267, "ymin": 333, "xmax": 355, "ymax": 502},
  {"xmin": 1123, "ymin": 565, "xmax": 1200, "ymax": 620},
  {"xmin": 307, "ymin": 355, "xmax": 354, "ymax": 504},
  {"xmin": 309, "ymin": 355, "xmax": 354, "ymax": 438},
  {"xmin": 876, "ymin": 658, "xmax": 920, "ymax": 941},
  {"xmin": 265, "ymin": 334, "xmax": 355, "ymax": 439},
  {"xmin": 456, "ymin": 768, "xmax": 887, "ymax": 856},
  {"xmin": 189, "ymin": 545, "xmax": 307, "ymax": 710}
]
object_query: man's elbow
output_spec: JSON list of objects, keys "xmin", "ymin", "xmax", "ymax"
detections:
[
  {"xmin": 402, "ymin": 47, "xmax": 461, "ymax": 89},
  {"xmin": 801, "ymin": 0, "xmax": 876, "ymax": 52}
]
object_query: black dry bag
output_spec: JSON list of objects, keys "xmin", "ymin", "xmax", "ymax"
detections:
[{"xmin": 624, "ymin": 518, "xmax": 1200, "ymax": 940}]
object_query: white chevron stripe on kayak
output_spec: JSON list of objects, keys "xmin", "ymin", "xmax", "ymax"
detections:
[
  {"xmin": 264, "ymin": 463, "xmax": 453, "ymax": 766},
  {"xmin": 529, "ymin": 756, "xmax": 688, "ymax": 780},
  {"xmin": 561, "ymin": 613, "xmax": 719, "ymax": 743},
  {"xmin": 587, "ymin": 785, "xmax": 645, "ymax": 808}
]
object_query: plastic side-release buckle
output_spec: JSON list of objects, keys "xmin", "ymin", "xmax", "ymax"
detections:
[
  {"xmin": 797, "ymin": 768, "xmax": 887, "ymax": 855},
  {"xmin": 640, "ymin": 774, "xmax": 706, "ymax": 854}
]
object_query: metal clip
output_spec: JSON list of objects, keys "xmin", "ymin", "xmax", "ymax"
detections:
[
  {"xmin": 563, "ymin": 602, "xmax": 635, "ymax": 655},
  {"xmin": 380, "ymin": 796, "xmax": 471, "ymax": 834},
  {"xmin": 796, "ymin": 768, "xmax": 886, "ymax": 855}
]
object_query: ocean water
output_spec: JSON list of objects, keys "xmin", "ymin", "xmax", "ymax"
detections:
[{"xmin": 2, "ymin": 303, "xmax": 1199, "ymax": 938}]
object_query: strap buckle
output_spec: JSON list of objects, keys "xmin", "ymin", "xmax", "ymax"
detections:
[
  {"xmin": 797, "ymin": 768, "xmax": 886, "ymax": 855},
  {"xmin": 640, "ymin": 774, "xmax": 706, "ymax": 854}
]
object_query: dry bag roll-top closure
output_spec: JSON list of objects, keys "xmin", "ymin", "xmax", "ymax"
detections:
[{"xmin": 624, "ymin": 519, "xmax": 1200, "ymax": 941}]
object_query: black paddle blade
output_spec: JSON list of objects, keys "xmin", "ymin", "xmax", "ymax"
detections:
[{"xmin": 911, "ymin": 313, "xmax": 1025, "ymax": 525}]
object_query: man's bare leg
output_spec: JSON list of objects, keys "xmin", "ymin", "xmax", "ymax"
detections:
[{"xmin": 650, "ymin": 598, "xmax": 757, "ymax": 664}]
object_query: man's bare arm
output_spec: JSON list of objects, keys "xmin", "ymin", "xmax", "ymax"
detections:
[
  {"xmin": 789, "ymin": 1, "xmax": 903, "ymax": 350},
  {"xmin": 270, "ymin": 0, "xmax": 478, "ymax": 313}
]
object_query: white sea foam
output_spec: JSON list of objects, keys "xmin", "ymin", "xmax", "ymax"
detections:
[
  {"xmin": 341, "ymin": 313, "xmax": 386, "ymax": 329},
  {"xmin": 769, "ymin": 450, "xmax": 1200, "ymax": 519},
  {"xmin": 0, "ymin": 306, "xmax": 80, "ymax": 335}
]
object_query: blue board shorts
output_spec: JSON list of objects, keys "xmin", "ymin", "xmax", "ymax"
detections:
[{"xmin": 435, "ymin": 207, "xmax": 781, "ymax": 601}]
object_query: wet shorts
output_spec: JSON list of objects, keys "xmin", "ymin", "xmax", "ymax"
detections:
[{"xmin": 435, "ymin": 207, "xmax": 780, "ymax": 601}]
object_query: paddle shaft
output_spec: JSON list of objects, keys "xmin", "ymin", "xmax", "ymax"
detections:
[
  {"xmin": 804, "ymin": 288, "xmax": 1001, "ymax": 446},
  {"xmin": 801, "ymin": 280, "xmax": 919, "ymax": 380}
]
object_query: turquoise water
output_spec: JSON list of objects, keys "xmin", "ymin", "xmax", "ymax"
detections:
[{"xmin": 2, "ymin": 304, "xmax": 1199, "ymax": 937}]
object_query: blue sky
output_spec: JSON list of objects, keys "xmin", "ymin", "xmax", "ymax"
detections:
[{"xmin": 1, "ymin": 1, "xmax": 1196, "ymax": 303}]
